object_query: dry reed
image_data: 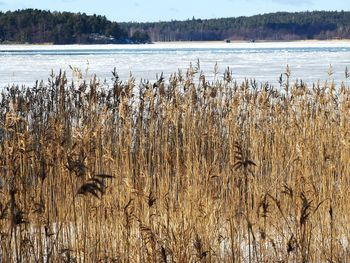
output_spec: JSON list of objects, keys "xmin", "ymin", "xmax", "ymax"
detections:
[{"xmin": 0, "ymin": 64, "xmax": 349, "ymax": 262}]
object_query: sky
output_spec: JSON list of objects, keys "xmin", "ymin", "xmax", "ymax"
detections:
[{"xmin": 0, "ymin": 0, "xmax": 349, "ymax": 22}]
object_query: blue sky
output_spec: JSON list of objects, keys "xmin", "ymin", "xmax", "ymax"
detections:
[{"xmin": 0, "ymin": 0, "xmax": 349, "ymax": 22}]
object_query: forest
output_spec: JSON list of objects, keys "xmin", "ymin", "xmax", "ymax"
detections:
[
  {"xmin": 0, "ymin": 10, "xmax": 350, "ymax": 44},
  {"xmin": 0, "ymin": 9, "xmax": 150, "ymax": 44},
  {"xmin": 121, "ymin": 11, "xmax": 350, "ymax": 41}
]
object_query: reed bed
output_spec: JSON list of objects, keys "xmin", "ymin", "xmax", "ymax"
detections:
[{"xmin": 0, "ymin": 64, "xmax": 349, "ymax": 262}]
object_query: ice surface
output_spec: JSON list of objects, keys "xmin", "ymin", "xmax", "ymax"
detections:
[{"xmin": 0, "ymin": 41, "xmax": 349, "ymax": 87}]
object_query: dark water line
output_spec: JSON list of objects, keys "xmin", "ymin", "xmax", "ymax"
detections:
[{"xmin": 1, "ymin": 47, "xmax": 350, "ymax": 56}]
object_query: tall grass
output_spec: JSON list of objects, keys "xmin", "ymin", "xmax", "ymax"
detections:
[{"xmin": 0, "ymin": 64, "xmax": 349, "ymax": 262}]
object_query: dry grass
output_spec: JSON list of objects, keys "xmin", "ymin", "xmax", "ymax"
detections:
[{"xmin": 0, "ymin": 64, "xmax": 350, "ymax": 262}]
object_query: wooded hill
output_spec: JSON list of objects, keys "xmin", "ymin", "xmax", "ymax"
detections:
[
  {"xmin": 0, "ymin": 9, "xmax": 150, "ymax": 44},
  {"xmin": 0, "ymin": 10, "xmax": 350, "ymax": 44},
  {"xmin": 121, "ymin": 11, "xmax": 350, "ymax": 42}
]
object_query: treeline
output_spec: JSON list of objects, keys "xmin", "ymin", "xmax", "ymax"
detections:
[
  {"xmin": 1, "ymin": 10, "xmax": 350, "ymax": 44},
  {"xmin": 0, "ymin": 9, "xmax": 151, "ymax": 44},
  {"xmin": 121, "ymin": 11, "xmax": 350, "ymax": 41}
]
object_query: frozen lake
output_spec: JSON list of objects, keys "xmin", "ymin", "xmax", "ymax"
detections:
[{"xmin": 0, "ymin": 41, "xmax": 350, "ymax": 87}]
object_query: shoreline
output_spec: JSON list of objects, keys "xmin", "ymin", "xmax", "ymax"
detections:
[
  {"xmin": 153, "ymin": 39, "xmax": 350, "ymax": 44},
  {"xmin": 1, "ymin": 39, "xmax": 350, "ymax": 46}
]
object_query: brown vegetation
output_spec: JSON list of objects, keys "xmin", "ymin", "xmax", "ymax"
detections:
[{"xmin": 0, "ymin": 64, "xmax": 349, "ymax": 262}]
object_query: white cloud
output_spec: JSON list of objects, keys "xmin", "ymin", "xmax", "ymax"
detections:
[
  {"xmin": 169, "ymin": 7, "xmax": 179, "ymax": 13},
  {"xmin": 227, "ymin": 0, "xmax": 314, "ymax": 5},
  {"xmin": 271, "ymin": 0, "xmax": 313, "ymax": 5}
]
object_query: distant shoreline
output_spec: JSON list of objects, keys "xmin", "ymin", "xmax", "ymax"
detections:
[
  {"xmin": 155, "ymin": 39, "xmax": 350, "ymax": 44},
  {"xmin": 1, "ymin": 39, "xmax": 350, "ymax": 46}
]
